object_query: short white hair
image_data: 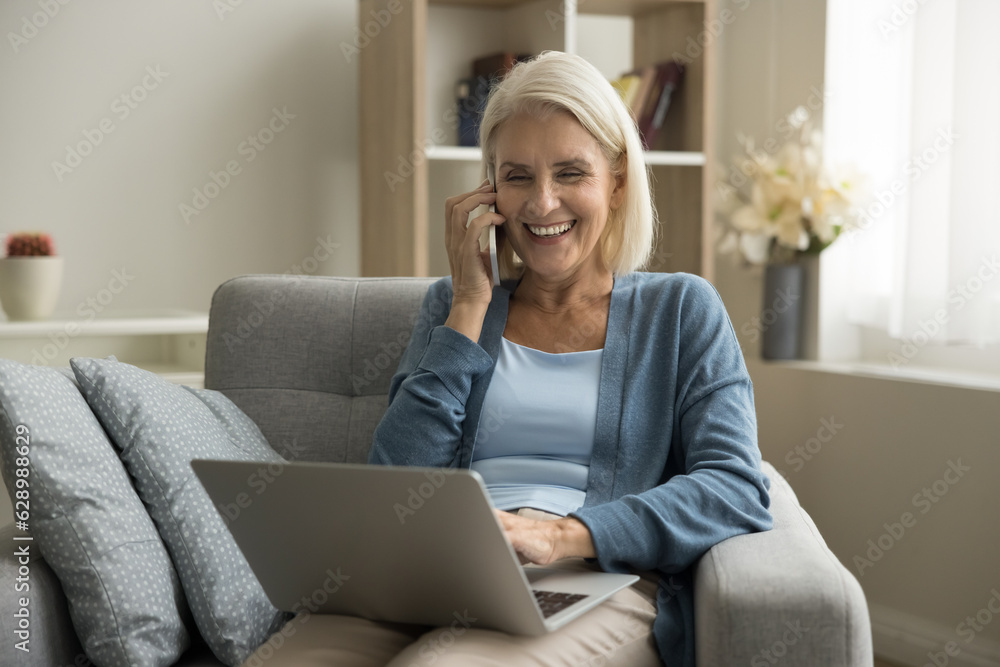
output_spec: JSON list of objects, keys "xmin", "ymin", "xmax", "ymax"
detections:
[{"xmin": 479, "ymin": 50, "xmax": 657, "ymax": 279}]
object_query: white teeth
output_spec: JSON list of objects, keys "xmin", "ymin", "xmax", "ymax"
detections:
[{"xmin": 527, "ymin": 221, "xmax": 574, "ymax": 237}]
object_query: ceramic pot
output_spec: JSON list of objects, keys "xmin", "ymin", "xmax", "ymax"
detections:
[{"xmin": 0, "ymin": 256, "xmax": 64, "ymax": 321}]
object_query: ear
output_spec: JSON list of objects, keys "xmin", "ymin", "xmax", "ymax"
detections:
[{"xmin": 610, "ymin": 170, "xmax": 627, "ymax": 211}]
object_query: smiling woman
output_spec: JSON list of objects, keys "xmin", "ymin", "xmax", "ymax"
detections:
[
  {"xmin": 249, "ymin": 51, "xmax": 773, "ymax": 667},
  {"xmin": 492, "ymin": 112, "xmax": 623, "ymax": 294},
  {"xmin": 479, "ymin": 51, "xmax": 655, "ymax": 286}
]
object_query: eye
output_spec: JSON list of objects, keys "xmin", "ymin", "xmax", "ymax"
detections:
[
  {"xmin": 560, "ymin": 171, "xmax": 584, "ymax": 179},
  {"xmin": 504, "ymin": 175, "xmax": 528, "ymax": 182}
]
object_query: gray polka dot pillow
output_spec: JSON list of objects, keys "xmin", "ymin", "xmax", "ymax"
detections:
[
  {"xmin": 0, "ymin": 359, "xmax": 190, "ymax": 666},
  {"xmin": 70, "ymin": 357, "xmax": 291, "ymax": 666}
]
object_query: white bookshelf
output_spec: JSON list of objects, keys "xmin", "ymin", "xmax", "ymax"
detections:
[{"xmin": 360, "ymin": 0, "xmax": 716, "ymax": 280}]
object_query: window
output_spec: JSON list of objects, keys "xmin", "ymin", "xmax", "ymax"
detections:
[{"xmin": 822, "ymin": 0, "xmax": 1000, "ymax": 377}]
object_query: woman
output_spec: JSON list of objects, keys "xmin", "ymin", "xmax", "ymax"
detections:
[
  {"xmin": 372, "ymin": 50, "xmax": 772, "ymax": 666},
  {"xmin": 249, "ymin": 51, "xmax": 771, "ymax": 666}
]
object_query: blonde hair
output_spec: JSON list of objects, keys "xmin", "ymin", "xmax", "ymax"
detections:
[{"xmin": 479, "ymin": 51, "xmax": 657, "ymax": 279}]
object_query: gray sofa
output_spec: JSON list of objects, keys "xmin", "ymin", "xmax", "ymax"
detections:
[{"xmin": 0, "ymin": 275, "xmax": 873, "ymax": 666}]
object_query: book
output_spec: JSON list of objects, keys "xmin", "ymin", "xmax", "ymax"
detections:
[
  {"xmin": 637, "ymin": 61, "xmax": 685, "ymax": 150},
  {"xmin": 456, "ymin": 76, "xmax": 492, "ymax": 147},
  {"xmin": 611, "ymin": 74, "xmax": 642, "ymax": 111},
  {"xmin": 619, "ymin": 65, "xmax": 657, "ymax": 125}
]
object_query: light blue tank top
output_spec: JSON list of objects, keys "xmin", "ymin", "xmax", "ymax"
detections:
[{"xmin": 471, "ymin": 336, "xmax": 603, "ymax": 516}]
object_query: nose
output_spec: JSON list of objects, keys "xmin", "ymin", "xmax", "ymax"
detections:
[{"xmin": 524, "ymin": 176, "xmax": 560, "ymax": 219}]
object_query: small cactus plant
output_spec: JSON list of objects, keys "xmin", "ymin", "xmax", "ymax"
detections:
[{"xmin": 5, "ymin": 232, "xmax": 56, "ymax": 257}]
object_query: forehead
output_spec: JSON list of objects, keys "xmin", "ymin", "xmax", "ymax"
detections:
[{"xmin": 494, "ymin": 110, "xmax": 604, "ymax": 166}]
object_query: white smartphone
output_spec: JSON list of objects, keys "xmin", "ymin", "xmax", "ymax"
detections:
[{"xmin": 481, "ymin": 174, "xmax": 501, "ymax": 287}]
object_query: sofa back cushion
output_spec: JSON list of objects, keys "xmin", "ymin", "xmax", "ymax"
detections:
[{"xmin": 205, "ymin": 276, "xmax": 436, "ymax": 465}]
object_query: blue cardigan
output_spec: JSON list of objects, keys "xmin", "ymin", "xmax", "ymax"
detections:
[{"xmin": 369, "ymin": 271, "xmax": 773, "ymax": 666}]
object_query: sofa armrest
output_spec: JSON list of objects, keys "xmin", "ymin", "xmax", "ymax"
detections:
[
  {"xmin": 0, "ymin": 522, "xmax": 86, "ymax": 666},
  {"xmin": 694, "ymin": 462, "xmax": 872, "ymax": 666}
]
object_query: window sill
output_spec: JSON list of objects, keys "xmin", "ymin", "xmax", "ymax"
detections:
[{"xmin": 749, "ymin": 358, "xmax": 1000, "ymax": 393}]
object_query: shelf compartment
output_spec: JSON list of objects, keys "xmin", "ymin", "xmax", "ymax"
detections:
[
  {"xmin": 431, "ymin": 0, "xmax": 707, "ymax": 13},
  {"xmin": 426, "ymin": 145, "xmax": 706, "ymax": 166}
]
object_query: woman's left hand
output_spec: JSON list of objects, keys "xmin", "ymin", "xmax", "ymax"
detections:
[{"xmin": 495, "ymin": 510, "xmax": 597, "ymax": 565}]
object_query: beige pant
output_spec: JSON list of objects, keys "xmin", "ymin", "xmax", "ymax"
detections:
[{"xmin": 241, "ymin": 508, "xmax": 661, "ymax": 667}]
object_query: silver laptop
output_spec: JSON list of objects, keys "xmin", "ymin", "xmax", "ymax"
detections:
[{"xmin": 191, "ymin": 460, "xmax": 639, "ymax": 636}]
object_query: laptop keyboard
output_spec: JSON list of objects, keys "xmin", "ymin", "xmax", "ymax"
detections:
[{"xmin": 532, "ymin": 590, "xmax": 589, "ymax": 618}]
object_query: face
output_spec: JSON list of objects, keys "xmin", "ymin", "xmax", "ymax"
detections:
[{"xmin": 493, "ymin": 111, "xmax": 625, "ymax": 284}]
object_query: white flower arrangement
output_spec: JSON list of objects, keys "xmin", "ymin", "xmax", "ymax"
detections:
[{"xmin": 717, "ymin": 107, "xmax": 868, "ymax": 265}]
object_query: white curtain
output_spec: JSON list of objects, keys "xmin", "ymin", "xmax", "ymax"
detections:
[{"xmin": 825, "ymin": 0, "xmax": 1000, "ymax": 347}]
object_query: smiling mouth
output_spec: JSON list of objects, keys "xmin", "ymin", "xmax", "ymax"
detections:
[{"xmin": 525, "ymin": 221, "xmax": 576, "ymax": 238}]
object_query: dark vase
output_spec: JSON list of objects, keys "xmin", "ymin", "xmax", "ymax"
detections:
[{"xmin": 761, "ymin": 263, "xmax": 803, "ymax": 360}]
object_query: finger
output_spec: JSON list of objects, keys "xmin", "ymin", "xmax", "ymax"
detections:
[
  {"xmin": 450, "ymin": 214, "xmax": 502, "ymax": 284},
  {"xmin": 446, "ymin": 193, "xmax": 496, "ymax": 253},
  {"xmin": 495, "ymin": 508, "xmax": 516, "ymax": 530},
  {"xmin": 462, "ymin": 210, "xmax": 505, "ymax": 248},
  {"xmin": 480, "ymin": 249, "xmax": 491, "ymax": 277},
  {"xmin": 450, "ymin": 192, "xmax": 498, "ymax": 235},
  {"xmin": 444, "ymin": 179, "xmax": 490, "ymax": 206},
  {"xmin": 445, "ymin": 181, "xmax": 493, "ymax": 227},
  {"xmin": 449, "ymin": 185, "xmax": 494, "ymax": 220}
]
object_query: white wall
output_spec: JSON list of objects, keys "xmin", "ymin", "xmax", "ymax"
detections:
[
  {"xmin": 0, "ymin": 0, "xmax": 360, "ymax": 319},
  {"xmin": 0, "ymin": 0, "xmax": 360, "ymax": 529},
  {"xmin": 715, "ymin": 0, "xmax": 1000, "ymax": 662}
]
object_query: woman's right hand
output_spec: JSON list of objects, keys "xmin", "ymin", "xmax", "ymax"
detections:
[{"xmin": 443, "ymin": 179, "xmax": 505, "ymax": 340}]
